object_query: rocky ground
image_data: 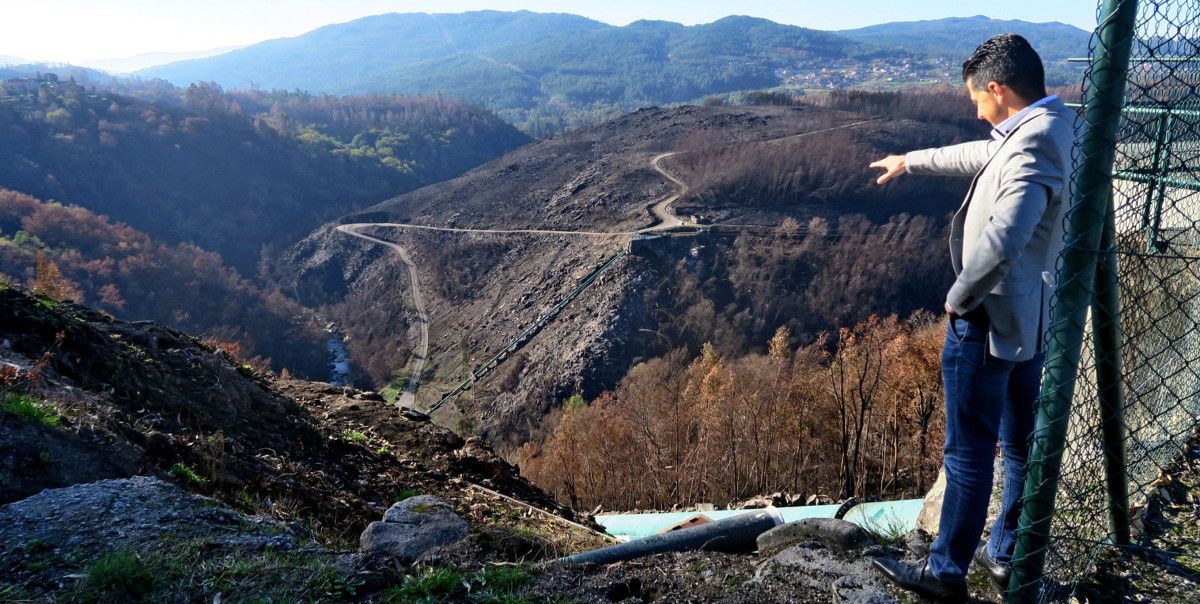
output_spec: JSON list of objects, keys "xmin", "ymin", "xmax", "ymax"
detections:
[
  {"xmin": 1066, "ymin": 427, "xmax": 1200, "ymax": 602},
  {"xmin": 0, "ymin": 283, "xmax": 1014, "ymax": 603},
  {"xmin": 0, "ymin": 284, "xmax": 608, "ymax": 600},
  {"xmin": 3, "ymin": 283, "xmax": 1193, "ymax": 602}
]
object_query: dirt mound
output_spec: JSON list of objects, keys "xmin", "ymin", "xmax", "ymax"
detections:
[{"xmin": 0, "ymin": 284, "xmax": 589, "ymax": 542}]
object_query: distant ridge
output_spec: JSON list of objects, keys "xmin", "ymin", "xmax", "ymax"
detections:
[
  {"xmin": 837, "ymin": 15, "xmax": 1090, "ymax": 61},
  {"xmin": 84, "ymin": 45, "xmax": 248, "ymax": 74},
  {"xmin": 135, "ymin": 11, "xmax": 1090, "ymax": 132}
]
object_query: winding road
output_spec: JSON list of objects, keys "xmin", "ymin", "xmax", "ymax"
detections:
[
  {"xmin": 646, "ymin": 152, "xmax": 689, "ymax": 230},
  {"xmin": 334, "ymin": 223, "xmax": 429, "ymax": 408},
  {"xmin": 333, "ymin": 118, "xmax": 876, "ymax": 408}
]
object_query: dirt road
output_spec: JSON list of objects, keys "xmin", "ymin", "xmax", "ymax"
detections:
[
  {"xmin": 334, "ymin": 224, "xmax": 429, "ymax": 408},
  {"xmin": 330, "ymin": 118, "xmax": 875, "ymax": 406}
]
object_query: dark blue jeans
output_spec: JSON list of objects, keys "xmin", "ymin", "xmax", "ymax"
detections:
[{"xmin": 929, "ymin": 314, "xmax": 1044, "ymax": 581}]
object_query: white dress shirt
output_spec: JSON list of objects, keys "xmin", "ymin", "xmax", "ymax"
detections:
[{"xmin": 991, "ymin": 94, "xmax": 1059, "ymax": 140}]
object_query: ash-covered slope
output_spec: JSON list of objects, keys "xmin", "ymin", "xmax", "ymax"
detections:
[
  {"xmin": 274, "ymin": 101, "xmax": 977, "ymax": 453},
  {"xmin": 277, "ymin": 106, "xmax": 850, "ymax": 430}
]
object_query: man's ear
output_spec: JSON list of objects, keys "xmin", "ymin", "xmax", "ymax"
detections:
[{"xmin": 986, "ymin": 81, "xmax": 1005, "ymax": 98}]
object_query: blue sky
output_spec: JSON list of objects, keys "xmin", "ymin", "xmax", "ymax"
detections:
[{"xmin": 1, "ymin": 0, "xmax": 1097, "ymax": 64}]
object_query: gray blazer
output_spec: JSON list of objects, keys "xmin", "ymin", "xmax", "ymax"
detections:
[{"xmin": 906, "ymin": 97, "xmax": 1076, "ymax": 362}]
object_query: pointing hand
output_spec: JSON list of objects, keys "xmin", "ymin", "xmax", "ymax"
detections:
[{"xmin": 869, "ymin": 155, "xmax": 907, "ymax": 185}]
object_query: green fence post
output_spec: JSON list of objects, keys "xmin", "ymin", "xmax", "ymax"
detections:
[
  {"xmin": 1094, "ymin": 191, "xmax": 1131, "ymax": 546},
  {"xmin": 1008, "ymin": 0, "xmax": 1140, "ymax": 601}
]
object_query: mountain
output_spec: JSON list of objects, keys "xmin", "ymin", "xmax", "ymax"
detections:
[
  {"xmin": 838, "ymin": 15, "xmax": 1091, "ymax": 61},
  {"xmin": 0, "ymin": 75, "xmax": 529, "ymax": 273},
  {"xmin": 84, "ymin": 45, "xmax": 248, "ymax": 74},
  {"xmin": 137, "ymin": 11, "xmax": 1087, "ymax": 134},
  {"xmin": 0, "ymin": 62, "xmax": 114, "ymax": 83},
  {"xmin": 0, "ymin": 55, "xmax": 27, "ymax": 65},
  {"xmin": 139, "ymin": 11, "xmax": 608, "ymax": 99},
  {"xmin": 136, "ymin": 12, "xmax": 898, "ymax": 133},
  {"xmin": 0, "ymin": 188, "xmax": 328, "ymax": 376}
]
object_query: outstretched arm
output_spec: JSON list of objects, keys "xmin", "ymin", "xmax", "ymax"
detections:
[
  {"xmin": 906, "ymin": 139, "xmax": 998, "ymax": 177},
  {"xmin": 869, "ymin": 139, "xmax": 996, "ymax": 184}
]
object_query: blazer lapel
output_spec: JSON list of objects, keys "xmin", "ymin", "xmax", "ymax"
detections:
[{"xmin": 957, "ymin": 104, "xmax": 1054, "ymax": 214}]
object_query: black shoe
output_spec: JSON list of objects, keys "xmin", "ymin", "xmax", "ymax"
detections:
[
  {"xmin": 973, "ymin": 541, "xmax": 1011, "ymax": 593},
  {"xmin": 871, "ymin": 556, "xmax": 967, "ymax": 603}
]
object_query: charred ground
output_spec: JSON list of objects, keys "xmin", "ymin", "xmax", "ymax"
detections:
[{"xmin": 276, "ymin": 96, "xmax": 983, "ymax": 455}]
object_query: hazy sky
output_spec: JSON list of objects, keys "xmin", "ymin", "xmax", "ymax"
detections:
[{"xmin": 1, "ymin": 0, "xmax": 1097, "ymax": 64}]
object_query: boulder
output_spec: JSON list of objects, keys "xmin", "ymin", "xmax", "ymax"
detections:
[
  {"xmin": 903, "ymin": 528, "xmax": 933, "ymax": 558},
  {"xmin": 916, "ymin": 470, "xmax": 947, "ymax": 534},
  {"xmin": 757, "ymin": 518, "xmax": 875, "ymax": 555},
  {"xmin": 916, "ymin": 457, "xmax": 1005, "ymax": 536},
  {"xmin": 360, "ymin": 495, "xmax": 468, "ymax": 565},
  {"xmin": 760, "ymin": 544, "xmax": 898, "ymax": 603}
]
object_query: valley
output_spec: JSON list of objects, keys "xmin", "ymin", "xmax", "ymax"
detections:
[
  {"xmin": 327, "ymin": 116, "xmax": 888, "ymax": 417},
  {"xmin": 11, "ymin": 7, "xmax": 1190, "ymax": 602},
  {"xmin": 278, "ymin": 98, "xmax": 973, "ymax": 469}
]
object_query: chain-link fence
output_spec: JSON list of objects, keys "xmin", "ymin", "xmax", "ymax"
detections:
[{"xmin": 1010, "ymin": 0, "xmax": 1200, "ymax": 600}]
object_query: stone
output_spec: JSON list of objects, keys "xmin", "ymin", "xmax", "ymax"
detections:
[
  {"xmin": 903, "ymin": 528, "xmax": 933, "ymax": 558},
  {"xmin": 832, "ymin": 575, "xmax": 898, "ymax": 604},
  {"xmin": 757, "ymin": 518, "xmax": 875, "ymax": 555},
  {"xmin": 0, "ymin": 476, "xmax": 317, "ymax": 586},
  {"xmin": 360, "ymin": 495, "xmax": 468, "ymax": 565},
  {"xmin": 738, "ymin": 495, "xmax": 773, "ymax": 509},
  {"xmin": 760, "ymin": 544, "xmax": 897, "ymax": 603},
  {"xmin": 916, "ymin": 470, "xmax": 946, "ymax": 534},
  {"xmin": 917, "ymin": 458, "xmax": 1006, "ymax": 537}
]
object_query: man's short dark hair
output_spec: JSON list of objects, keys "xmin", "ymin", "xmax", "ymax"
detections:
[{"xmin": 962, "ymin": 34, "xmax": 1047, "ymax": 101}]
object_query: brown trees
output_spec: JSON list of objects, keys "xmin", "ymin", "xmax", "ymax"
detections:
[
  {"xmin": 520, "ymin": 311, "xmax": 947, "ymax": 510},
  {"xmin": 827, "ymin": 315, "xmax": 902, "ymax": 498},
  {"xmin": 30, "ymin": 252, "xmax": 80, "ymax": 302}
]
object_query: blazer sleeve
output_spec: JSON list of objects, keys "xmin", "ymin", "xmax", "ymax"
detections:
[
  {"xmin": 944, "ymin": 133, "xmax": 1066, "ymax": 314},
  {"xmin": 906, "ymin": 139, "xmax": 998, "ymax": 177}
]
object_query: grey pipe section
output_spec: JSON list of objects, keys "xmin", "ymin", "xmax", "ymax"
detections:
[{"xmin": 559, "ymin": 509, "xmax": 783, "ymax": 565}]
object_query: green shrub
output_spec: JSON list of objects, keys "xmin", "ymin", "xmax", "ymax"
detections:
[
  {"xmin": 79, "ymin": 549, "xmax": 160, "ymax": 602},
  {"xmin": 380, "ymin": 567, "xmax": 467, "ymax": 602},
  {"xmin": 476, "ymin": 564, "xmax": 536, "ymax": 594},
  {"xmin": 167, "ymin": 462, "xmax": 208, "ymax": 486},
  {"xmin": 0, "ymin": 393, "xmax": 61, "ymax": 426}
]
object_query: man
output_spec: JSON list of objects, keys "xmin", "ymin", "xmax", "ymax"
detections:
[{"xmin": 867, "ymin": 34, "xmax": 1075, "ymax": 601}]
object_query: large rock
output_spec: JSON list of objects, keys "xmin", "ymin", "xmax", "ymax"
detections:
[
  {"xmin": 757, "ymin": 518, "xmax": 876, "ymax": 555},
  {"xmin": 0, "ymin": 476, "xmax": 309, "ymax": 595},
  {"xmin": 359, "ymin": 495, "xmax": 468, "ymax": 565},
  {"xmin": 916, "ymin": 457, "xmax": 1006, "ymax": 536},
  {"xmin": 759, "ymin": 544, "xmax": 898, "ymax": 603},
  {"xmin": 916, "ymin": 470, "xmax": 947, "ymax": 533}
]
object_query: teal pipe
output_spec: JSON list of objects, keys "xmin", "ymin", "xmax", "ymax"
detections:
[{"xmin": 595, "ymin": 498, "xmax": 925, "ymax": 542}]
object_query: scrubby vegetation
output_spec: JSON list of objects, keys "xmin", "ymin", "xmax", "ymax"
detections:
[
  {"xmin": 522, "ymin": 313, "xmax": 946, "ymax": 509},
  {"xmin": 0, "ymin": 76, "xmax": 528, "ymax": 273},
  {"xmin": 0, "ymin": 188, "xmax": 326, "ymax": 375}
]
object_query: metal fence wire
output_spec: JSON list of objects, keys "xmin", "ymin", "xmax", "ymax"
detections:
[{"xmin": 1010, "ymin": 0, "xmax": 1200, "ymax": 601}]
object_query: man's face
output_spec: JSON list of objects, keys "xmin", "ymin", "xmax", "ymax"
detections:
[{"xmin": 966, "ymin": 80, "xmax": 1005, "ymax": 126}]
